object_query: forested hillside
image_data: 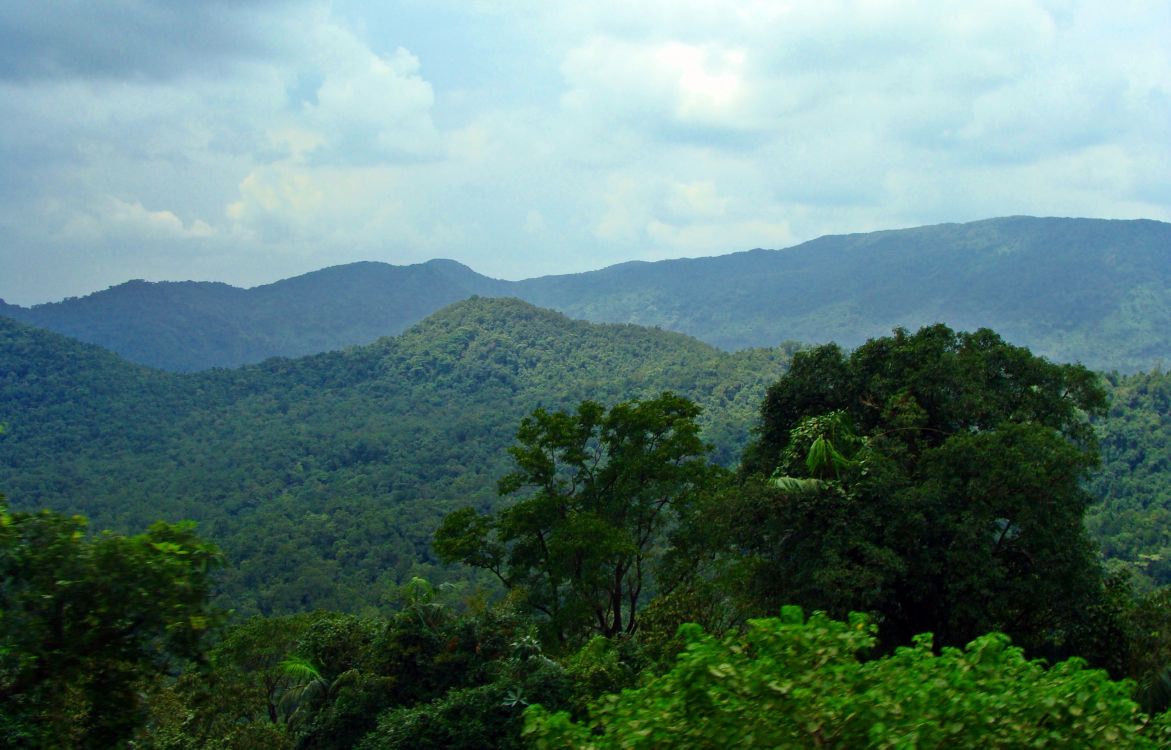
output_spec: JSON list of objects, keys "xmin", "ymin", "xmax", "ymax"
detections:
[
  {"xmin": 0, "ymin": 298, "xmax": 789, "ymax": 614},
  {"xmin": 0, "ymin": 260, "xmax": 508, "ymax": 371},
  {"xmin": 518, "ymin": 216, "xmax": 1171, "ymax": 372},
  {"xmin": 8, "ymin": 309, "xmax": 1171, "ymax": 748},
  {"xmin": 1091, "ymin": 369, "xmax": 1171, "ymax": 587},
  {"xmin": 4, "ymin": 216, "xmax": 1169, "ymax": 373},
  {"xmin": 7, "ymin": 296, "xmax": 1171, "ymax": 614}
]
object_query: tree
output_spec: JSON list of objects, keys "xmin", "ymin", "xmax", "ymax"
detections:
[
  {"xmin": 730, "ymin": 325, "xmax": 1110, "ymax": 655},
  {"xmin": 0, "ymin": 498, "xmax": 222, "ymax": 749},
  {"xmin": 435, "ymin": 393, "xmax": 720, "ymax": 646},
  {"xmin": 140, "ymin": 612, "xmax": 334, "ymax": 750},
  {"xmin": 524, "ymin": 608, "xmax": 1165, "ymax": 749}
]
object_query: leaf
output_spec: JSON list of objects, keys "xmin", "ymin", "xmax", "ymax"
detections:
[
  {"xmin": 280, "ymin": 656, "xmax": 323, "ymax": 682},
  {"xmin": 768, "ymin": 475, "xmax": 825, "ymax": 494}
]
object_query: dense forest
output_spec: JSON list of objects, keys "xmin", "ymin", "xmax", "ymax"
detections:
[
  {"xmin": 4, "ymin": 217, "xmax": 1170, "ymax": 372},
  {"xmin": 3, "ymin": 297, "xmax": 1171, "ymax": 608},
  {"xmin": 5, "ymin": 300, "xmax": 1171, "ymax": 747},
  {"xmin": 0, "ymin": 299, "xmax": 791, "ymax": 614},
  {"xmin": 1091, "ymin": 370, "xmax": 1171, "ymax": 587}
]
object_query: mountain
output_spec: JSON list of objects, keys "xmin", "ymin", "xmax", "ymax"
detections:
[
  {"xmin": 3, "ymin": 216, "xmax": 1169, "ymax": 372},
  {"xmin": 512, "ymin": 216, "xmax": 1171, "ymax": 372},
  {"xmin": 0, "ymin": 298, "xmax": 790, "ymax": 615},
  {"xmin": 0, "ymin": 259, "xmax": 509, "ymax": 371}
]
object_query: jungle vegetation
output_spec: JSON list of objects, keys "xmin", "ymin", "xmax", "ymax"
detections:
[{"xmin": 5, "ymin": 308, "xmax": 1171, "ymax": 747}]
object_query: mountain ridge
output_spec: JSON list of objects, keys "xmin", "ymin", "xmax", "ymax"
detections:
[{"xmin": 3, "ymin": 215, "xmax": 1168, "ymax": 372}]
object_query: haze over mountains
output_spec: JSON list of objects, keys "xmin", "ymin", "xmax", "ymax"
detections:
[{"xmin": 4, "ymin": 216, "xmax": 1169, "ymax": 372}]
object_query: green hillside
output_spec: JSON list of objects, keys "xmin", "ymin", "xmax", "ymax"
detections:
[
  {"xmin": 1090, "ymin": 369, "xmax": 1171, "ymax": 587},
  {"xmin": 0, "ymin": 298, "xmax": 788, "ymax": 615},
  {"xmin": 0, "ymin": 260, "xmax": 507, "ymax": 371},
  {"xmin": 6, "ymin": 293, "xmax": 1171, "ymax": 613},
  {"xmin": 6, "ymin": 302, "xmax": 1171, "ymax": 749},
  {"xmin": 3, "ymin": 216, "xmax": 1168, "ymax": 373},
  {"xmin": 7, "ymin": 314, "xmax": 1171, "ymax": 750},
  {"xmin": 515, "ymin": 216, "xmax": 1171, "ymax": 372}
]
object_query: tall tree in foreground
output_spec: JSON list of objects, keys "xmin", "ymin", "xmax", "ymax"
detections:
[
  {"xmin": 435, "ymin": 393, "xmax": 720, "ymax": 646},
  {"xmin": 731, "ymin": 325, "xmax": 1111, "ymax": 657},
  {"xmin": 0, "ymin": 497, "xmax": 222, "ymax": 749}
]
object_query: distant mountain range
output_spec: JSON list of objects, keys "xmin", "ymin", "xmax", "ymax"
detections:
[
  {"xmin": 0, "ymin": 259, "xmax": 507, "ymax": 372},
  {"xmin": 3, "ymin": 216, "xmax": 1169, "ymax": 372}
]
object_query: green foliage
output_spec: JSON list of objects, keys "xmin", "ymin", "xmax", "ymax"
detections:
[
  {"xmin": 154, "ymin": 587, "xmax": 583, "ymax": 750},
  {"xmin": 729, "ymin": 325, "xmax": 1109, "ymax": 655},
  {"xmin": 355, "ymin": 655, "xmax": 569, "ymax": 750},
  {"xmin": 525, "ymin": 608, "xmax": 1162, "ymax": 749},
  {"xmin": 139, "ymin": 611, "xmax": 389, "ymax": 750},
  {"xmin": 1105, "ymin": 582, "xmax": 1171, "ymax": 714},
  {"xmin": 0, "ymin": 501, "xmax": 222, "ymax": 749},
  {"xmin": 1088, "ymin": 369, "xmax": 1171, "ymax": 588},
  {"xmin": 141, "ymin": 672, "xmax": 295, "ymax": 750},
  {"xmin": 357, "ymin": 682, "xmax": 526, "ymax": 750},
  {"xmin": 435, "ymin": 393, "xmax": 723, "ymax": 645},
  {"xmin": 0, "ymin": 300, "xmax": 788, "ymax": 616},
  {"xmin": 560, "ymin": 636, "xmax": 641, "ymax": 717},
  {"xmin": 138, "ymin": 613, "xmax": 328, "ymax": 749},
  {"xmin": 217, "ymin": 614, "xmax": 323, "ymax": 725}
]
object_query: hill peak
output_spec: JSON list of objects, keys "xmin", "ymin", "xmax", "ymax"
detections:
[{"xmin": 4, "ymin": 216, "xmax": 1169, "ymax": 372}]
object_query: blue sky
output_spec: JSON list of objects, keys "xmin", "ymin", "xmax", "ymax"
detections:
[{"xmin": 1, "ymin": 0, "xmax": 1168, "ymax": 304}]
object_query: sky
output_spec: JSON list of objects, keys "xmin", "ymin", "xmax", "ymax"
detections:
[{"xmin": 1, "ymin": 0, "xmax": 1169, "ymax": 305}]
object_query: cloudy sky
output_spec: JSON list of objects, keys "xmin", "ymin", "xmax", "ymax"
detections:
[{"xmin": 1, "ymin": 0, "xmax": 1168, "ymax": 305}]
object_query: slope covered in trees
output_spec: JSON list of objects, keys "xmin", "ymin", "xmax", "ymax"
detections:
[
  {"xmin": 7, "ymin": 320, "xmax": 1171, "ymax": 748},
  {"xmin": 4, "ymin": 216, "xmax": 1169, "ymax": 372},
  {"xmin": 0, "ymin": 298, "xmax": 788, "ymax": 615},
  {"xmin": 0, "ymin": 260, "xmax": 508, "ymax": 371},
  {"xmin": 1090, "ymin": 369, "xmax": 1171, "ymax": 587},
  {"xmin": 6, "ymin": 298, "xmax": 1171, "ymax": 617},
  {"xmin": 6, "ymin": 298, "xmax": 1171, "ymax": 615},
  {"xmin": 514, "ymin": 216, "xmax": 1171, "ymax": 372}
]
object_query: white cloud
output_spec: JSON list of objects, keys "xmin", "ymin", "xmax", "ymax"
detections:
[
  {"xmin": 1, "ymin": 0, "xmax": 1169, "ymax": 304},
  {"xmin": 48, "ymin": 196, "xmax": 214, "ymax": 244},
  {"xmin": 299, "ymin": 34, "xmax": 441, "ymax": 164},
  {"xmin": 227, "ymin": 165, "xmax": 329, "ymax": 234},
  {"xmin": 666, "ymin": 181, "xmax": 729, "ymax": 220},
  {"xmin": 561, "ymin": 37, "xmax": 752, "ymax": 134},
  {"xmin": 105, "ymin": 198, "xmax": 215, "ymax": 240}
]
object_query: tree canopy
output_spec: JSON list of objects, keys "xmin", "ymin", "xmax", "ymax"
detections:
[
  {"xmin": 435, "ymin": 392, "xmax": 721, "ymax": 646},
  {"xmin": 730, "ymin": 325, "xmax": 1110, "ymax": 655},
  {"xmin": 0, "ymin": 497, "xmax": 222, "ymax": 749}
]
